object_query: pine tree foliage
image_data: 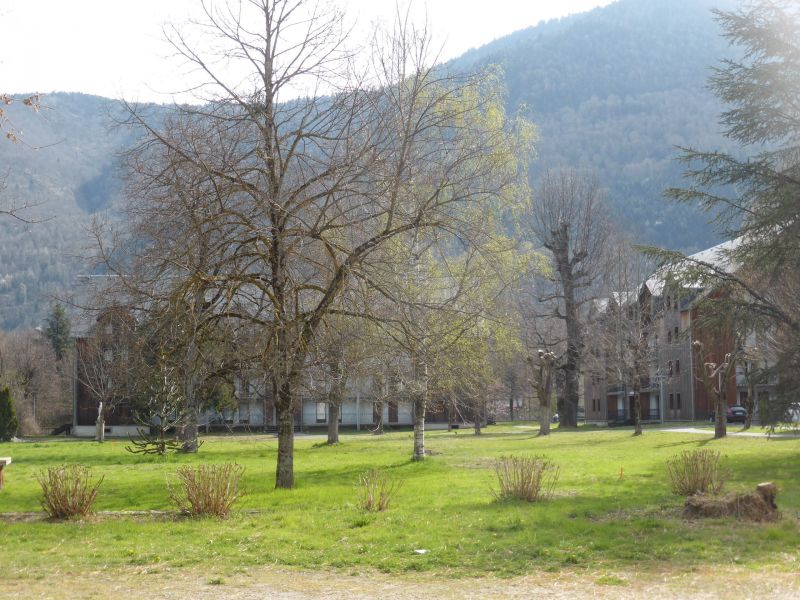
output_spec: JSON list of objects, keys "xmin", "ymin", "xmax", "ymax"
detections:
[
  {"xmin": 0, "ymin": 386, "xmax": 18, "ymax": 441},
  {"xmin": 44, "ymin": 303, "xmax": 71, "ymax": 361},
  {"xmin": 652, "ymin": 1, "xmax": 800, "ymax": 425}
]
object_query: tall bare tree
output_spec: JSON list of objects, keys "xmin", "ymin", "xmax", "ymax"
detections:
[
  {"xmin": 599, "ymin": 241, "xmax": 658, "ymax": 436},
  {"xmin": 109, "ymin": 1, "xmax": 531, "ymax": 488},
  {"xmin": 524, "ymin": 170, "xmax": 611, "ymax": 428}
]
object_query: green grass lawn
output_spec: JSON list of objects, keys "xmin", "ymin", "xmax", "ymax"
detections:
[{"xmin": 1, "ymin": 425, "xmax": 798, "ymax": 579}]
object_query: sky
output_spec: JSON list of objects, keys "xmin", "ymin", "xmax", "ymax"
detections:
[{"xmin": 0, "ymin": 0, "xmax": 613, "ymax": 103}]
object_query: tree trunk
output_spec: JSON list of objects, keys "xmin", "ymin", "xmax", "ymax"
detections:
[
  {"xmin": 181, "ymin": 374, "xmax": 199, "ymax": 453},
  {"xmin": 633, "ymin": 387, "xmax": 642, "ymax": 436},
  {"xmin": 372, "ymin": 400, "xmax": 384, "ymax": 435},
  {"xmin": 743, "ymin": 380, "xmax": 755, "ymax": 430},
  {"xmin": 560, "ymin": 364, "xmax": 580, "ymax": 428},
  {"xmin": 448, "ymin": 392, "xmax": 456, "ymax": 431},
  {"xmin": 326, "ymin": 357, "xmax": 345, "ymax": 445},
  {"xmin": 327, "ymin": 402, "xmax": 340, "ymax": 445},
  {"xmin": 537, "ymin": 368, "xmax": 553, "ymax": 437},
  {"xmin": 550, "ymin": 222, "xmax": 583, "ymax": 429},
  {"xmin": 714, "ymin": 390, "xmax": 727, "ymax": 439},
  {"xmin": 275, "ymin": 382, "xmax": 295, "ymax": 489},
  {"xmin": 474, "ymin": 400, "xmax": 482, "ymax": 435},
  {"xmin": 95, "ymin": 417, "xmax": 105, "ymax": 442},
  {"xmin": 412, "ymin": 392, "xmax": 426, "ymax": 461}
]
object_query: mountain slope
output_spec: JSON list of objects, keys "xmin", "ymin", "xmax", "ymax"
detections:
[
  {"xmin": 0, "ymin": 0, "xmax": 740, "ymax": 329},
  {"xmin": 451, "ymin": 0, "xmax": 738, "ymax": 250}
]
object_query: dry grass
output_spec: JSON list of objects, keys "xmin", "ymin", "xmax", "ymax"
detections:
[
  {"xmin": 168, "ymin": 463, "xmax": 244, "ymax": 518},
  {"xmin": 36, "ymin": 464, "xmax": 103, "ymax": 519},
  {"xmin": 666, "ymin": 449, "xmax": 727, "ymax": 496},
  {"xmin": 493, "ymin": 455, "xmax": 559, "ymax": 502},
  {"xmin": 356, "ymin": 469, "xmax": 401, "ymax": 512}
]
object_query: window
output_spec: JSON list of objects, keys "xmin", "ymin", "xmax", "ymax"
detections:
[
  {"xmin": 668, "ymin": 360, "xmax": 673, "ymax": 376},
  {"xmin": 315, "ymin": 402, "xmax": 327, "ymax": 424},
  {"xmin": 666, "ymin": 296, "xmax": 671, "ymax": 309},
  {"xmin": 667, "ymin": 330, "xmax": 672, "ymax": 344},
  {"xmin": 675, "ymin": 360, "xmax": 680, "ymax": 374},
  {"xmin": 674, "ymin": 326, "xmax": 679, "ymax": 338},
  {"xmin": 669, "ymin": 394, "xmax": 674, "ymax": 410},
  {"xmin": 676, "ymin": 393, "xmax": 682, "ymax": 410}
]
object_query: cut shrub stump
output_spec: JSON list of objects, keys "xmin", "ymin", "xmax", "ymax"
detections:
[{"xmin": 684, "ymin": 481, "xmax": 779, "ymax": 522}]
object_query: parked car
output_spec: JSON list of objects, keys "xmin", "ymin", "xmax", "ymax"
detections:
[
  {"xmin": 727, "ymin": 405, "xmax": 748, "ymax": 423},
  {"xmin": 709, "ymin": 405, "xmax": 747, "ymax": 423}
]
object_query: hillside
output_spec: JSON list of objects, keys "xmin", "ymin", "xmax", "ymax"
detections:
[
  {"xmin": 0, "ymin": 0, "xmax": 739, "ymax": 329},
  {"xmin": 451, "ymin": 0, "xmax": 739, "ymax": 250}
]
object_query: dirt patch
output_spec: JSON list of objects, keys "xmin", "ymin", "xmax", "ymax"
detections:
[{"xmin": 4, "ymin": 565, "xmax": 800, "ymax": 600}]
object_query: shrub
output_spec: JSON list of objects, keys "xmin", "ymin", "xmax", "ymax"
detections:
[
  {"xmin": 357, "ymin": 469, "xmax": 401, "ymax": 512},
  {"xmin": 169, "ymin": 463, "xmax": 244, "ymax": 518},
  {"xmin": 37, "ymin": 465, "xmax": 104, "ymax": 518},
  {"xmin": 493, "ymin": 455, "xmax": 559, "ymax": 502},
  {"xmin": 0, "ymin": 387, "xmax": 18, "ymax": 441},
  {"xmin": 666, "ymin": 449, "xmax": 727, "ymax": 496}
]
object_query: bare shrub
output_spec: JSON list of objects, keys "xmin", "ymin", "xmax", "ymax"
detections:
[
  {"xmin": 36, "ymin": 465, "xmax": 104, "ymax": 519},
  {"xmin": 357, "ymin": 469, "xmax": 401, "ymax": 512},
  {"xmin": 169, "ymin": 463, "xmax": 244, "ymax": 518},
  {"xmin": 493, "ymin": 455, "xmax": 559, "ymax": 502},
  {"xmin": 666, "ymin": 449, "xmax": 727, "ymax": 496}
]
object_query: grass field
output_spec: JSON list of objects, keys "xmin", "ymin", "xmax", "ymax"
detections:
[{"xmin": 1, "ymin": 424, "xmax": 798, "ymax": 581}]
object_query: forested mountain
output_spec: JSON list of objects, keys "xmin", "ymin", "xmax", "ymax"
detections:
[
  {"xmin": 0, "ymin": 0, "xmax": 739, "ymax": 329},
  {"xmin": 451, "ymin": 0, "xmax": 738, "ymax": 250}
]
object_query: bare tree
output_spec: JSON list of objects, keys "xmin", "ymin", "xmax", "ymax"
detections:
[
  {"xmin": 111, "ymin": 1, "xmax": 530, "ymax": 488},
  {"xmin": 1, "ymin": 93, "xmax": 47, "ymax": 222},
  {"xmin": 600, "ymin": 241, "xmax": 658, "ymax": 436},
  {"xmin": 693, "ymin": 339, "xmax": 742, "ymax": 439},
  {"xmin": 527, "ymin": 349, "xmax": 556, "ymax": 436},
  {"xmin": 0, "ymin": 330, "xmax": 66, "ymax": 434},
  {"xmin": 524, "ymin": 170, "xmax": 611, "ymax": 428}
]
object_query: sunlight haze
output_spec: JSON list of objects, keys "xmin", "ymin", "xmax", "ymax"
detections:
[{"xmin": 0, "ymin": 0, "xmax": 613, "ymax": 103}]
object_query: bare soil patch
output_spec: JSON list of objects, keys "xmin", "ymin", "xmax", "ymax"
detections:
[{"xmin": 5, "ymin": 565, "xmax": 799, "ymax": 600}]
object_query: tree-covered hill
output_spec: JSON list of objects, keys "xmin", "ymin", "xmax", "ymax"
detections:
[
  {"xmin": 452, "ymin": 0, "xmax": 739, "ymax": 250},
  {"xmin": 0, "ymin": 0, "xmax": 740, "ymax": 329}
]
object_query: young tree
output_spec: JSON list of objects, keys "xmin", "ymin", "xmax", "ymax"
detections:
[
  {"xmin": 44, "ymin": 303, "xmax": 71, "ymax": 362},
  {"xmin": 693, "ymin": 339, "xmax": 742, "ymax": 439},
  {"xmin": 601, "ymin": 242, "xmax": 657, "ymax": 436},
  {"xmin": 524, "ymin": 170, "xmax": 611, "ymax": 428},
  {"xmin": 0, "ymin": 387, "xmax": 18, "ymax": 441}
]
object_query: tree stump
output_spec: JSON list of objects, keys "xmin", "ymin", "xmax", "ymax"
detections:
[
  {"xmin": 684, "ymin": 482, "xmax": 779, "ymax": 521},
  {"xmin": 756, "ymin": 482, "xmax": 778, "ymax": 509}
]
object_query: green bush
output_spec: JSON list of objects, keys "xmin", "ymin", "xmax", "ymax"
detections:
[{"xmin": 0, "ymin": 387, "xmax": 18, "ymax": 442}]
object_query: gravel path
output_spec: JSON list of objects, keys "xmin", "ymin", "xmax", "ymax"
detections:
[{"xmin": 663, "ymin": 427, "xmax": 799, "ymax": 439}]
